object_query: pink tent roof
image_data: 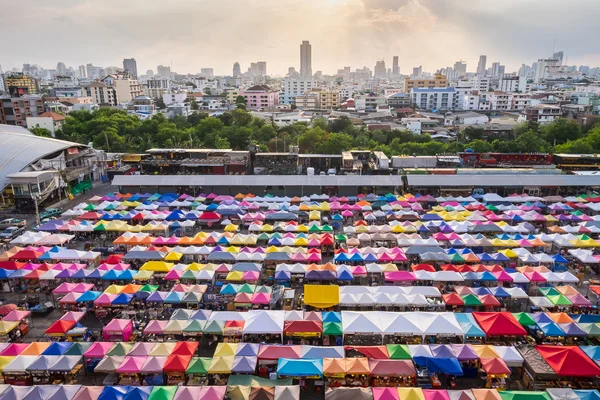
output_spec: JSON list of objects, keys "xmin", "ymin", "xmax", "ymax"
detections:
[
  {"xmin": 104, "ymin": 318, "xmax": 132, "ymax": 332},
  {"xmin": 172, "ymin": 284, "xmax": 191, "ymax": 292},
  {"xmin": 73, "ymin": 283, "xmax": 95, "ymax": 292},
  {"xmin": 2, "ymin": 310, "xmax": 31, "ymax": 321},
  {"xmin": 373, "ymin": 387, "xmax": 400, "ymax": 400},
  {"xmin": 0, "ymin": 343, "xmax": 29, "ymax": 356},
  {"xmin": 72, "ymin": 386, "xmax": 104, "ymax": 400},
  {"xmin": 61, "ymin": 311, "xmax": 85, "ymax": 322},
  {"xmin": 59, "ymin": 292, "xmax": 80, "ymax": 304},
  {"xmin": 567, "ymin": 293, "xmax": 592, "ymax": 306},
  {"xmin": 251, "ymin": 292, "xmax": 271, "ymax": 305},
  {"xmin": 492, "ymin": 270, "xmax": 513, "ymax": 282},
  {"xmin": 117, "ymin": 356, "xmax": 146, "ymax": 374},
  {"xmin": 384, "ymin": 271, "xmax": 416, "ymax": 281},
  {"xmin": 140, "ymin": 356, "xmax": 167, "ymax": 373},
  {"xmin": 165, "ymin": 270, "xmax": 183, "ymax": 280},
  {"xmin": 173, "ymin": 387, "xmax": 204, "ymax": 400},
  {"xmin": 352, "ymin": 265, "xmax": 367, "ymax": 275},
  {"xmin": 306, "ymin": 253, "xmax": 321, "ymax": 262},
  {"xmin": 52, "ymin": 283, "xmax": 76, "ymax": 295},
  {"xmin": 128, "ymin": 342, "xmax": 155, "ymax": 356},
  {"xmin": 144, "ymin": 320, "xmax": 168, "ymax": 335},
  {"xmin": 94, "ymin": 294, "xmax": 117, "ymax": 306},
  {"xmin": 242, "ymin": 271, "xmax": 260, "ymax": 280},
  {"xmin": 424, "ymin": 390, "xmax": 451, "ymax": 400},
  {"xmin": 198, "ymin": 387, "xmax": 227, "ymax": 400},
  {"xmin": 84, "ymin": 342, "xmax": 114, "ymax": 358},
  {"xmin": 524, "ymin": 271, "xmax": 546, "ymax": 282},
  {"xmin": 394, "ymin": 252, "xmax": 408, "ymax": 261}
]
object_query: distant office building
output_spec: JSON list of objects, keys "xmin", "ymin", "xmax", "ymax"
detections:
[
  {"xmin": 280, "ymin": 78, "xmax": 318, "ymax": 104},
  {"xmin": 454, "ymin": 60, "xmax": 467, "ymax": 76},
  {"xmin": 534, "ymin": 58, "xmax": 560, "ymax": 83},
  {"xmin": 392, "ymin": 56, "xmax": 400, "ymax": 76},
  {"xmin": 144, "ymin": 77, "xmax": 171, "ymax": 98},
  {"xmin": 200, "ymin": 68, "xmax": 214, "ymax": 79},
  {"xmin": 123, "ymin": 58, "xmax": 138, "ymax": 78},
  {"xmin": 300, "ymin": 40, "xmax": 312, "ymax": 79},
  {"xmin": 412, "ymin": 65, "xmax": 423, "ymax": 77},
  {"xmin": 56, "ymin": 62, "xmax": 67, "ymax": 76},
  {"xmin": 553, "ymin": 51, "xmax": 564, "ymax": 65},
  {"xmin": 477, "ymin": 55, "xmax": 487, "ymax": 75},
  {"xmin": 257, "ymin": 62, "xmax": 267, "ymax": 77},
  {"xmin": 374, "ymin": 60, "xmax": 386, "ymax": 79},
  {"xmin": 86, "ymin": 64, "xmax": 104, "ymax": 79},
  {"xmin": 78, "ymin": 65, "xmax": 87, "ymax": 79},
  {"xmin": 157, "ymin": 65, "xmax": 171, "ymax": 79},
  {"xmin": 404, "ymin": 73, "xmax": 448, "ymax": 92},
  {"xmin": 233, "ymin": 62, "xmax": 241, "ymax": 77},
  {"xmin": 491, "ymin": 62, "xmax": 501, "ymax": 77}
]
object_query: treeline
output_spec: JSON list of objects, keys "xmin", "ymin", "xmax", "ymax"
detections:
[{"xmin": 52, "ymin": 108, "xmax": 600, "ymax": 156}]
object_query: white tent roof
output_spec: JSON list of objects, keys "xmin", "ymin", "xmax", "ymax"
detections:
[
  {"xmin": 243, "ymin": 310, "xmax": 284, "ymax": 334},
  {"xmin": 408, "ymin": 344, "xmax": 433, "ymax": 358},
  {"xmin": 275, "ymin": 385, "xmax": 300, "ymax": 400},
  {"xmin": 553, "ymin": 272, "xmax": 579, "ymax": 283},
  {"xmin": 2, "ymin": 356, "xmax": 38, "ymax": 372},
  {"xmin": 494, "ymin": 346, "xmax": 524, "ymax": 367},
  {"xmin": 504, "ymin": 287, "xmax": 528, "ymax": 299},
  {"xmin": 341, "ymin": 311, "xmax": 383, "ymax": 334},
  {"xmin": 529, "ymin": 296, "xmax": 554, "ymax": 308},
  {"xmin": 432, "ymin": 271, "xmax": 465, "ymax": 282}
]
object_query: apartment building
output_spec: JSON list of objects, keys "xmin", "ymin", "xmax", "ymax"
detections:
[
  {"xmin": 404, "ymin": 74, "xmax": 448, "ymax": 92},
  {"xmin": 411, "ymin": 88, "xmax": 457, "ymax": 111},
  {"xmin": 517, "ymin": 104, "xmax": 562, "ymax": 124},
  {"xmin": 0, "ymin": 95, "xmax": 44, "ymax": 126},
  {"xmin": 241, "ymin": 85, "xmax": 280, "ymax": 110}
]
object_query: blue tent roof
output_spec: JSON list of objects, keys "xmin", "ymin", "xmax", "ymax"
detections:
[
  {"xmin": 472, "ymin": 287, "xmax": 492, "ymax": 296},
  {"xmin": 220, "ymin": 284, "xmax": 238, "ymax": 295},
  {"xmin": 112, "ymin": 293, "xmax": 134, "ymax": 305},
  {"xmin": 236, "ymin": 343, "xmax": 260, "ymax": 357},
  {"xmin": 123, "ymin": 387, "xmax": 152, "ymax": 400},
  {"xmin": 206, "ymin": 203, "xmax": 218, "ymax": 211},
  {"xmin": 274, "ymin": 270, "xmax": 291, "ymax": 281},
  {"xmin": 462, "ymin": 272, "xmax": 478, "ymax": 280},
  {"xmin": 537, "ymin": 322, "xmax": 565, "ymax": 337},
  {"xmin": 71, "ymin": 269, "xmax": 88, "ymax": 279},
  {"xmin": 477, "ymin": 271, "xmax": 497, "ymax": 282},
  {"xmin": 322, "ymin": 311, "xmax": 342, "ymax": 323},
  {"xmin": 462, "ymin": 323, "xmax": 486, "ymax": 338},
  {"xmin": 164, "ymin": 291, "xmax": 184, "ymax": 303},
  {"xmin": 558, "ymin": 322, "xmax": 587, "ymax": 336},
  {"xmin": 102, "ymin": 270, "xmax": 121, "ymax": 280},
  {"xmin": 574, "ymin": 314, "xmax": 600, "ymax": 324},
  {"xmin": 332, "ymin": 214, "xmax": 343, "ymax": 221},
  {"xmin": 277, "ymin": 358, "xmax": 323, "ymax": 377},
  {"xmin": 99, "ymin": 387, "xmax": 130, "ymax": 400},
  {"xmin": 0, "ymin": 269, "xmax": 14, "ymax": 279},
  {"xmin": 77, "ymin": 291, "xmax": 101, "ymax": 302},
  {"xmin": 532, "ymin": 313, "xmax": 553, "ymax": 323},
  {"xmin": 334, "ymin": 253, "xmax": 349, "ymax": 262},
  {"xmin": 145, "ymin": 291, "xmax": 166, "ymax": 302},
  {"xmin": 86, "ymin": 269, "xmax": 104, "ymax": 279},
  {"xmin": 42, "ymin": 342, "xmax": 73, "ymax": 355},
  {"xmin": 363, "ymin": 253, "xmax": 378, "ymax": 262},
  {"xmin": 119, "ymin": 270, "xmax": 136, "ymax": 281},
  {"xmin": 426, "ymin": 357, "xmax": 463, "ymax": 376},
  {"xmin": 493, "ymin": 253, "xmax": 511, "ymax": 262},
  {"xmin": 422, "ymin": 214, "xmax": 443, "ymax": 221},
  {"xmin": 336, "ymin": 270, "xmax": 353, "ymax": 281},
  {"xmin": 552, "ymin": 254, "xmax": 569, "ymax": 263},
  {"xmin": 349, "ymin": 253, "xmax": 364, "ymax": 262},
  {"xmin": 478, "ymin": 253, "xmax": 496, "ymax": 262},
  {"xmin": 575, "ymin": 391, "xmax": 600, "ymax": 400},
  {"xmin": 490, "ymin": 287, "xmax": 511, "ymax": 298}
]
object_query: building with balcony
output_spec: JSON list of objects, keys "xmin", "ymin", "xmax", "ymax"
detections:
[
  {"xmin": 517, "ymin": 104, "xmax": 562, "ymax": 125},
  {"xmin": 295, "ymin": 89, "xmax": 340, "ymax": 110},
  {"xmin": 0, "ymin": 124, "xmax": 106, "ymax": 212},
  {"xmin": 85, "ymin": 81, "xmax": 117, "ymax": 106},
  {"xmin": 144, "ymin": 78, "xmax": 171, "ymax": 99},
  {"xmin": 241, "ymin": 85, "xmax": 280, "ymax": 110},
  {"xmin": 127, "ymin": 96, "xmax": 156, "ymax": 119},
  {"xmin": 488, "ymin": 91, "xmax": 513, "ymax": 111},
  {"xmin": 3, "ymin": 74, "xmax": 39, "ymax": 96},
  {"xmin": 411, "ymin": 87, "xmax": 457, "ymax": 111},
  {"xmin": 404, "ymin": 74, "xmax": 448, "ymax": 92},
  {"xmin": 0, "ymin": 95, "xmax": 44, "ymax": 127}
]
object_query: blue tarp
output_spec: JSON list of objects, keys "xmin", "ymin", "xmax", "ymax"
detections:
[
  {"xmin": 426, "ymin": 357, "xmax": 464, "ymax": 375},
  {"xmin": 537, "ymin": 322, "xmax": 566, "ymax": 337},
  {"xmin": 112, "ymin": 293, "xmax": 134, "ymax": 305},
  {"xmin": 99, "ymin": 386, "xmax": 130, "ymax": 400},
  {"xmin": 0, "ymin": 269, "xmax": 14, "ymax": 279},
  {"xmin": 575, "ymin": 390, "xmax": 600, "ymax": 400},
  {"xmin": 77, "ymin": 291, "xmax": 102, "ymax": 302},
  {"xmin": 277, "ymin": 358, "xmax": 323, "ymax": 377},
  {"xmin": 123, "ymin": 386, "xmax": 152, "ymax": 400}
]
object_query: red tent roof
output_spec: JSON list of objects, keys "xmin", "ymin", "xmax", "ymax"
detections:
[
  {"xmin": 442, "ymin": 293, "xmax": 465, "ymax": 306},
  {"xmin": 472, "ymin": 312, "xmax": 527, "ymax": 336},
  {"xmin": 479, "ymin": 295, "xmax": 501, "ymax": 307},
  {"xmin": 536, "ymin": 345, "xmax": 600, "ymax": 377},
  {"xmin": 283, "ymin": 320, "xmax": 323, "ymax": 335},
  {"xmin": 257, "ymin": 345, "xmax": 301, "ymax": 360},
  {"xmin": 0, "ymin": 261, "xmax": 25, "ymax": 270},
  {"xmin": 9, "ymin": 250, "xmax": 43, "ymax": 260},
  {"xmin": 172, "ymin": 341, "xmax": 198, "ymax": 356},
  {"xmin": 480, "ymin": 358, "xmax": 511, "ymax": 375},
  {"xmin": 345, "ymin": 346, "xmax": 389, "ymax": 359},
  {"xmin": 45, "ymin": 319, "xmax": 76, "ymax": 335},
  {"xmin": 163, "ymin": 354, "xmax": 192, "ymax": 372}
]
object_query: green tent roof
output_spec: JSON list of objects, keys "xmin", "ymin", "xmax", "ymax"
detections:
[
  {"xmin": 203, "ymin": 320, "xmax": 224, "ymax": 334},
  {"xmin": 580, "ymin": 323, "xmax": 600, "ymax": 336},
  {"xmin": 546, "ymin": 294, "xmax": 573, "ymax": 306},
  {"xmin": 386, "ymin": 344, "xmax": 411, "ymax": 359},
  {"xmin": 462, "ymin": 294, "xmax": 482, "ymax": 306},
  {"xmin": 499, "ymin": 391, "xmax": 551, "ymax": 400},
  {"xmin": 335, "ymin": 234, "xmax": 347, "ymax": 242},
  {"xmin": 181, "ymin": 270, "xmax": 197, "ymax": 280},
  {"xmin": 148, "ymin": 387, "xmax": 177, "ymax": 400},
  {"xmin": 539, "ymin": 287, "xmax": 560, "ymax": 296},
  {"xmin": 185, "ymin": 357, "xmax": 212, "ymax": 375},
  {"xmin": 106, "ymin": 342, "xmax": 132, "ymax": 356},
  {"xmin": 140, "ymin": 284, "xmax": 159, "ymax": 293},
  {"xmin": 183, "ymin": 319, "xmax": 205, "ymax": 333},
  {"xmin": 238, "ymin": 283, "xmax": 256, "ymax": 294},
  {"xmin": 323, "ymin": 322, "xmax": 343, "ymax": 336},
  {"xmin": 227, "ymin": 375, "xmax": 293, "ymax": 387},
  {"xmin": 512, "ymin": 312, "xmax": 536, "ymax": 327},
  {"xmin": 63, "ymin": 342, "xmax": 92, "ymax": 356}
]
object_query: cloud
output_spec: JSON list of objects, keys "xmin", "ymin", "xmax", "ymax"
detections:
[{"xmin": 0, "ymin": 0, "xmax": 599, "ymax": 75}]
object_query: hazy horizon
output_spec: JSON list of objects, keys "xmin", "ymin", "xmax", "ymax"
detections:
[{"xmin": 2, "ymin": 0, "xmax": 599, "ymax": 75}]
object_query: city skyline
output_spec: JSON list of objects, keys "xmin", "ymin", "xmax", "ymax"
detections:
[{"xmin": 1, "ymin": 0, "xmax": 599, "ymax": 76}]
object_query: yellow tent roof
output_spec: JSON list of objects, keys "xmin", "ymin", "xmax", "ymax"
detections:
[
  {"xmin": 187, "ymin": 263, "xmax": 205, "ymax": 271},
  {"xmin": 0, "ymin": 321, "xmax": 19, "ymax": 335},
  {"xmin": 296, "ymin": 225, "xmax": 308, "ymax": 233},
  {"xmin": 150, "ymin": 342, "xmax": 177, "ymax": 356},
  {"xmin": 225, "ymin": 246, "xmax": 240, "ymax": 253},
  {"xmin": 226, "ymin": 271, "xmax": 244, "ymax": 281},
  {"xmin": 224, "ymin": 224, "xmax": 239, "ymax": 232},
  {"xmin": 0, "ymin": 356, "xmax": 15, "ymax": 372},
  {"xmin": 472, "ymin": 345, "xmax": 500, "ymax": 359},
  {"xmin": 133, "ymin": 270, "xmax": 154, "ymax": 280},
  {"xmin": 294, "ymin": 238, "xmax": 309, "ymax": 246},
  {"xmin": 260, "ymin": 224, "xmax": 273, "ymax": 232},
  {"xmin": 398, "ymin": 388, "xmax": 425, "ymax": 400},
  {"xmin": 545, "ymin": 215, "xmax": 558, "ymax": 222},
  {"xmin": 214, "ymin": 343, "xmax": 238, "ymax": 357},
  {"xmin": 498, "ymin": 249, "xmax": 518, "ymax": 258},
  {"xmin": 208, "ymin": 356, "xmax": 235, "ymax": 374},
  {"xmin": 141, "ymin": 261, "xmax": 174, "ymax": 272},
  {"xmin": 104, "ymin": 285, "xmax": 125, "ymax": 294},
  {"xmin": 164, "ymin": 252, "xmax": 183, "ymax": 261},
  {"xmin": 304, "ymin": 284, "xmax": 340, "ymax": 309}
]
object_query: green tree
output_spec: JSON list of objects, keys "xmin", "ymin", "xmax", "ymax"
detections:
[
  {"xmin": 29, "ymin": 127, "xmax": 52, "ymax": 137},
  {"xmin": 214, "ymin": 135, "xmax": 230, "ymax": 149},
  {"xmin": 312, "ymin": 117, "xmax": 328, "ymax": 131},
  {"xmin": 513, "ymin": 130, "xmax": 550, "ymax": 152},
  {"xmin": 462, "ymin": 126, "xmax": 484, "ymax": 141},
  {"xmin": 317, "ymin": 133, "xmax": 353, "ymax": 154},
  {"xmin": 541, "ymin": 119, "xmax": 582, "ymax": 145},
  {"xmin": 329, "ymin": 116, "xmax": 353, "ymax": 134},
  {"xmin": 190, "ymin": 99, "xmax": 199, "ymax": 110},
  {"xmin": 466, "ymin": 139, "xmax": 493, "ymax": 153},
  {"xmin": 155, "ymin": 97, "xmax": 166, "ymax": 109},
  {"xmin": 298, "ymin": 127, "xmax": 326, "ymax": 153},
  {"xmin": 231, "ymin": 109, "xmax": 253, "ymax": 126},
  {"xmin": 235, "ymin": 95, "xmax": 246, "ymax": 105}
]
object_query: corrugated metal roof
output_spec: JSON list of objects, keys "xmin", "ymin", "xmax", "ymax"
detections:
[
  {"xmin": 407, "ymin": 174, "xmax": 600, "ymax": 187},
  {"xmin": 0, "ymin": 125, "xmax": 83, "ymax": 190},
  {"xmin": 113, "ymin": 174, "xmax": 404, "ymax": 187}
]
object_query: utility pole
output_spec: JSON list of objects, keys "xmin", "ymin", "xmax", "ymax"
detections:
[{"xmin": 33, "ymin": 194, "xmax": 40, "ymax": 226}]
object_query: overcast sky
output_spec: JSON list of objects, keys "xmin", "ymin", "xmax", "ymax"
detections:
[{"xmin": 1, "ymin": 0, "xmax": 599, "ymax": 76}]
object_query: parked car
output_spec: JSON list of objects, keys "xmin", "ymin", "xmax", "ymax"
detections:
[
  {"xmin": 0, "ymin": 226, "xmax": 24, "ymax": 239},
  {"xmin": 0, "ymin": 218, "xmax": 26, "ymax": 229},
  {"xmin": 40, "ymin": 208, "xmax": 63, "ymax": 220}
]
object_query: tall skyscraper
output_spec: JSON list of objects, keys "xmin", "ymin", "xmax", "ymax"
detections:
[
  {"xmin": 412, "ymin": 65, "xmax": 422, "ymax": 77},
  {"xmin": 78, "ymin": 65, "xmax": 87, "ymax": 79},
  {"xmin": 491, "ymin": 62, "xmax": 501, "ymax": 77},
  {"xmin": 56, "ymin": 62, "xmax": 67, "ymax": 76},
  {"xmin": 477, "ymin": 55, "xmax": 487, "ymax": 75},
  {"xmin": 453, "ymin": 60, "xmax": 467, "ymax": 76},
  {"xmin": 300, "ymin": 40, "xmax": 312, "ymax": 79},
  {"xmin": 257, "ymin": 61, "xmax": 267, "ymax": 77},
  {"xmin": 374, "ymin": 60, "xmax": 386, "ymax": 79},
  {"xmin": 157, "ymin": 65, "xmax": 171, "ymax": 79},
  {"xmin": 553, "ymin": 51, "xmax": 564, "ymax": 65},
  {"xmin": 233, "ymin": 62, "xmax": 241, "ymax": 76},
  {"xmin": 392, "ymin": 56, "xmax": 399, "ymax": 76},
  {"xmin": 200, "ymin": 68, "xmax": 214, "ymax": 78},
  {"xmin": 123, "ymin": 58, "xmax": 138, "ymax": 78}
]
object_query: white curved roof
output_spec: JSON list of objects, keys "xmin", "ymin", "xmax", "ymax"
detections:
[{"xmin": 0, "ymin": 125, "xmax": 83, "ymax": 190}]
